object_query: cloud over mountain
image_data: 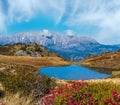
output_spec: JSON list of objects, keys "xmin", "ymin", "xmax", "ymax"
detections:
[{"xmin": 0, "ymin": 0, "xmax": 120, "ymax": 44}]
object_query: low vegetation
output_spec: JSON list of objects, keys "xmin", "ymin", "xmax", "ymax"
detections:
[
  {"xmin": 0, "ymin": 43, "xmax": 120, "ymax": 105},
  {"xmin": 42, "ymin": 81, "xmax": 120, "ymax": 105},
  {"xmin": 0, "ymin": 68, "xmax": 56, "ymax": 96},
  {"xmin": 0, "ymin": 55, "xmax": 70, "ymax": 105}
]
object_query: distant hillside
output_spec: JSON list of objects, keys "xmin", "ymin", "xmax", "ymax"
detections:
[
  {"xmin": 78, "ymin": 51, "xmax": 120, "ymax": 74},
  {"xmin": 0, "ymin": 42, "xmax": 59, "ymax": 57}
]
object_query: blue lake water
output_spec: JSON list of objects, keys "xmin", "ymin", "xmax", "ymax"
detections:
[{"xmin": 39, "ymin": 65, "xmax": 110, "ymax": 80}]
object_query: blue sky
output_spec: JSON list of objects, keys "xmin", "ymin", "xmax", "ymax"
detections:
[{"xmin": 0, "ymin": 0, "xmax": 120, "ymax": 44}]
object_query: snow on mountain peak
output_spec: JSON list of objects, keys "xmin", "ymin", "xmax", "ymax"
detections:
[
  {"xmin": 65, "ymin": 30, "xmax": 75, "ymax": 37},
  {"xmin": 42, "ymin": 29, "xmax": 50, "ymax": 36},
  {"xmin": 0, "ymin": 31, "xmax": 98, "ymax": 47}
]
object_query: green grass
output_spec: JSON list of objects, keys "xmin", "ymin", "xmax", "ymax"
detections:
[{"xmin": 0, "ymin": 68, "xmax": 56, "ymax": 98}]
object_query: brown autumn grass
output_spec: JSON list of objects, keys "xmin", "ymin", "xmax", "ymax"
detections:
[
  {"xmin": 0, "ymin": 55, "xmax": 71, "ymax": 105},
  {"xmin": 77, "ymin": 51, "xmax": 120, "ymax": 75},
  {"xmin": 3, "ymin": 93, "xmax": 34, "ymax": 105},
  {"xmin": 78, "ymin": 51, "xmax": 120, "ymax": 69},
  {"xmin": 0, "ymin": 55, "xmax": 70, "ymax": 70}
]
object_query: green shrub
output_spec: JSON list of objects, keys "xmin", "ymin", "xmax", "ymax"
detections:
[{"xmin": 0, "ymin": 69, "xmax": 56, "ymax": 99}]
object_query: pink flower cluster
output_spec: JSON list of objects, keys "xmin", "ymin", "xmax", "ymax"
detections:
[
  {"xmin": 39, "ymin": 82, "xmax": 120, "ymax": 105},
  {"xmin": 104, "ymin": 90, "xmax": 120, "ymax": 105},
  {"xmin": 43, "ymin": 81, "xmax": 98, "ymax": 105}
]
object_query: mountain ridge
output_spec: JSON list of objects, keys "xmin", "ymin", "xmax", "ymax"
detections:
[{"xmin": 0, "ymin": 31, "xmax": 119, "ymax": 61}]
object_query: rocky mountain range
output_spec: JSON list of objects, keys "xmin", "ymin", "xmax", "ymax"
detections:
[{"xmin": 0, "ymin": 30, "xmax": 119, "ymax": 61}]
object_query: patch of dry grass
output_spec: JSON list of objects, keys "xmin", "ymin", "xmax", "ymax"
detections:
[
  {"xmin": 77, "ymin": 51, "xmax": 120, "ymax": 74},
  {"xmin": 3, "ymin": 93, "xmax": 34, "ymax": 105},
  {"xmin": 0, "ymin": 55, "xmax": 70, "ymax": 70}
]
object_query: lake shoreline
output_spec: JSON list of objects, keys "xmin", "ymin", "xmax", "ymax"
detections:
[{"xmin": 56, "ymin": 78, "xmax": 120, "ymax": 85}]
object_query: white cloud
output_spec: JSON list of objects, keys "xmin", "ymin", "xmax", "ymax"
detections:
[
  {"xmin": 7, "ymin": 0, "xmax": 66, "ymax": 24},
  {"xmin": 0, "ymin": 0, "xmax": 120, "ymax": 44},
  {"xmin": 65, "ymin": 0, "xmax": 120, "ymax": 44},
  {"xmin": 65, "ymin": 30, "xmax": 75, "ymax": 36},
  {"xmin": 0, "ymin": 1, "xmax": 6, "ymax": 33},
  {"xmin": 42, "ymin": 29, "xmax": 50, "ymax": 36},
  {"xmin": 0, "ymin": 0, "xmax": 66, "ymax": 34}
]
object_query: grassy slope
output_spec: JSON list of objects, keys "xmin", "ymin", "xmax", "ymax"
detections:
[
  {"xmin": 0, "ymin": 55, "xmax": 70, "ymax": 70},
  {"xmin": 0, "ymin": 55, "xmax": 70, "ymax": 105},
  {"xmin": 77, "ymin": 51, "xmax": 120, "ymax": 75}
]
